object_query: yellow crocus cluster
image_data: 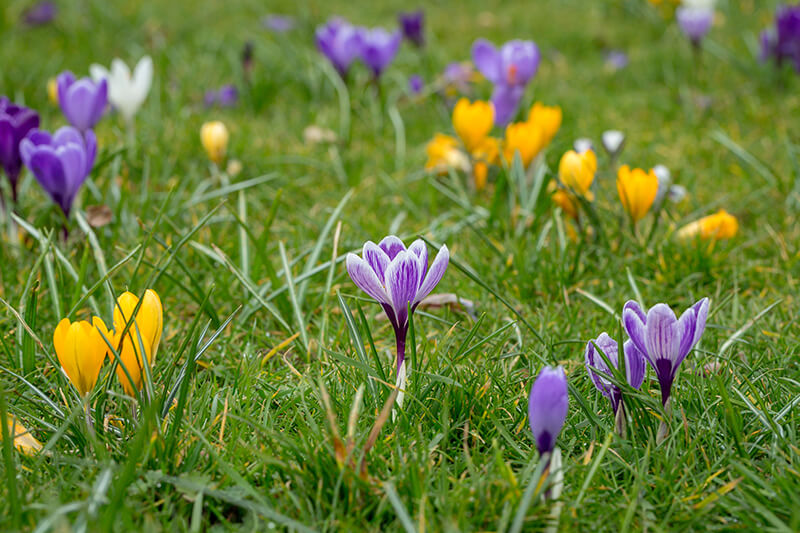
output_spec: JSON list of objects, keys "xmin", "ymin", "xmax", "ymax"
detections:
[
  {"xmin": 200, "ymin": 121, "xmax": 229, "ymax": 164},
  {"xmin": 677, "ymin": 209, "xmax": 739, "ymax": 241},
  {"xmin": 503, "ymin": 103, "xmax": 562, "ymax": 168},
  {"xmin": 617, "ymin": 165, "xmax": 659, "ymax": 222},
  {"xmin": 53, "ymin": 289, "xmax": 163, "ymax": 398},
  {"xmin": 551, "ymin": 149, "xmax": 597, "ymax": 219},
  {"xmin": 452, "ymin": 98, "xmax": 494, "ymax": 153}
]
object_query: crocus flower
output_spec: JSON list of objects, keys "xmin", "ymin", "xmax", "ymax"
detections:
[
  {"xmin": 112, "ymin": 289, "xmax": 163, "ymax": 397},
  {"xmin": 585, "ymin": 333, "xmax": 646, "ymax": 414},
  {"xmin": 398, "ymin": 10, "xmax": 424, "ymax": 47},
  {"xmin": 452, "ymin": 98, "xmax": 494, "ymax": 153},
  {"xmin": 503, "ymin": 121, "xmax": 543, "ymax": 168},
  {"xmin": 204, "ymin": 85, "xmax": 239, "ymax": 108},
  {"xmin": 601, "ymin": 130, "xmax": 625, "ymax": 159},
  {"xmin": 472, "ymin": 39, "xmax": 540, "ymax": 125},
  {"xmin": 676, "ymin": 209, "xmax": 738, "ymax": 240},
  {"xmin": 200, "ymin": 121, "xmax": 229, "ymax": 164},
  {"xmin": 528, "ymin": 366, "xmax": 568, "ymax": 456},
  {"xmin": 262, "ymin": 14, "xmax": 295, "ymax": 33},
  {"xmin": 360, "ymin": 28, "xmax": 402, "ymax": 78},
  {"xmin": 346, "ymin": 236, "xmax": 449, "ymax": 373},
  {"xmin": 425, "ymin": 134, "xmax": 469, "ymax": 174},
  {"xmin": 622, "ymin": 298, "xmax": 709, "ymax": 406},
  {"xmin": 471, "ymin": 137, "xmax": 500, "ymax": 190},
  {"xmin": 760, "ymin": 4, "xmax": 800, "ymax": 71},
  {"xmin": 22, "ymin": 1, "xmax": 57, "ymax": 26},
  {"xmin": 617, "ymin": 165, "xmax": 658, "ymax": 222},
  {"xmin": 408, "ymin": 75, "xmax": 424, "ymax": 95},
  {"xmin": 605, "ymin": 50, "xmax": 629, "ymax": 71},
  {"xmin": 527, "ymin": 102, "xmax": 562, "ymax": 147},
  {"xmin": 53, "ymin": 317, "xmax": 111, "ymax": 397},
  {"xmin": 56, "ymin": 72, "xmax": 107, "ymax": 132},
  {"xmin": 89, "ymin": 56, "xmax": 153, "ymax": 123},
  {"xmin": 573, "ymin": 138, "xmax": 594, "ymax": 153},
  {"xmin": 19, "ymin": 126, "xmax": 97, "ymax": 218},
  {"xmin": 558, "ymin": 149, "xmax": 597, "ymax": 200},
  {"xmin": 0, "ymin": 97, "xmax": 40, "ymax": 202},
  {"xmin": 315, "ymin": 18, "xmax": 364, "ymax": 77},
  {"xmin": 490, "ymin": 84, "xmax": 525, "ymax": 126},
  {"xmin": 441, "ymin": 62, "xmax": 476, "ymax": 95},
  {"xmin": 676, "ymin": 3, "xmax": 714, "ymax": 48},
  {"xmin": 652, "ymin": 164, "xmax": 672, "ymax": 208}
]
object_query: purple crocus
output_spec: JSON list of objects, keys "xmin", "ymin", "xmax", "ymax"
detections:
[
  {"xmin": 472, "ymin": 39, "xmax": 540, "ymax": 125},
  {"xmin": 19, "ymin": 127, "xmax": 97, "ymax": 218},
  {"xmin": 360, "ymin": 28, "xmax": 402, "ymax": 78},
  {"xmin": 0, "ymin": 97, "xmax": 40, "ymax": 203},
  {"xmin": 605, "ymin": 50, "xmax": 629, "ymax": 71},
  {"xmin": 442, "ymin": 62, "xmax": 475, "ymax": 94},
  {"xmin": 528, "ymin": 366, "xmax": 568, "ymax": 456},
  {"xmin": 408, "ymin": 75, "xmax": 423, "ymax": 94},
  {"xmin": 22, "ymin": 1, "xmax": 57, "ymax": 26},
  {"xmin": 676, "ymin": 6, "xmax": 714, "ymax": 48},
  {"xmin": 346, "ymin": 235, "xmax": 449, "ymax": 373},
  {"xmin": 262, "ymin": 14, "xmax": 295, "ymax": 33},
  {"xmin": 315, "ymin": 18, "xmax": 365, "ymax": 77},
  {"xmin": 622, "ymin": 298, "xmax": 709, "ymax": 406},
  {"xmin": 398, "ymin": 10, "xmax": 424, "ymax": 47},
  {"xmin": 585, "ymin": 333, "xmax": 646, "ymax": 414},
  {"xmin": 56, "ymin": 72, "xmax": 107, "ymax": 132},
  {"xmin": 204, "ymin": 85, "xmax": 239, "ymax": 108},
  {"xmin": 761, "ymin": 4, "xmax": 800, "ymax": 72}
]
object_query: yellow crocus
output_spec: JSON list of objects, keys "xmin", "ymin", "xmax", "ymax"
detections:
[
  {"xmin": 471, "ymin": 137, "xmax": 500, "ymax": 191},
  {"xmin": 452, "ymin": 98, "xmax": 494, "ymax": 153},
  {"xmin": 527, "ymin": 103, "xmax": 562, "ymax": 147},
  {"xmin": 677, "ymin": 209, "xmax": 739, "ymax": 241},
  {"xmin": 503, "ymin": 121, "xmax": 544, "ymax": 168},
  {"xmin": 425, "ymin": 133, "xmax": 469, "ymax": 174},
  {"xmin": 112, "ymin": 289, "xmax": 163, "ymax": 397},
  {"xmin": 617, "ymin": 165, "xmax": 659, "ymax": 222},
  {"xmin": 2, "ymin": 415, "xmax": 42, "ymax": 456},
  {"xmin": 551, "ymin": 189, "xmax": 578, "ymax": 220},
  {"xmin": 558, "ymin": 149, "xmax": 597, "ymax": 200},
  {"xmin": 53, "ymin": 317, "xmax": 111, "ymax": 397},
  {"xmin": 200, "ymin": 121, "xmax": 229, "ymax": 164},
  {"xmin": 47, "ymin": 78, "xmax": 58, "ymax": 105}
]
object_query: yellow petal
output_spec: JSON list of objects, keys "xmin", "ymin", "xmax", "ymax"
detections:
[
  {"xmin": 503, "ymin": 121, "xmax": 544, "ymax": 168},
  {"xmin": 2, "ymin": 415, "xmax": 42, "ymax": 456},
  {"xmin": 527, "ymin": 102, "xmax": 562, "ymax": 147},
  {"xmin": 617, "ymin": 165, "xmax": 658, "ymax": 222},
  {"xmin": 558, "ymin": 149, "xmax": 596, "ymax": 196},
  {"xmin": 452, "ymin": 98, "xmax": 494, "ymax": 153},
  {"xmin": 200, "ymin": 121, "xmax": 229, "ymax": 164},
  {"xmin": 112, "ymin": 290, "xmax": 163, "ymax": 396}
]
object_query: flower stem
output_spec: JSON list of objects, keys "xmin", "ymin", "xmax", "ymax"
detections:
[{"xmin": 395, "ymin": 329, "xmax": 406, "ymax": 374}]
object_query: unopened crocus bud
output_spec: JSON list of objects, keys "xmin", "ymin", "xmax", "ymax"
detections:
[
  {"xmin": 617, "ymin": 165, "xmax": 658, "ymax": 222},
  {"xmin": 573, "ymin": 138, "xmax": 594, "ymax": 154},
  {"xmin": 528, "ymin": 366, "xmax": 568, "ymax": 455},
  {"xmin": 53, "ymin": 317, "xmax": 112, "ymax": 397},
  {"xmin": 452, "ymin": 98, "xmax": 494, "ymax": 153},
  {"xmin": 677, "ymin": 209, "xmax": 738, "ymax": 240},
  {"xmin": 601, "ymin": 130, "xmax": 625, "ymax": 158},
  {"xmin": 113, "ymin": 289, "xmax": 163, "ymax": 397},
  {"xmin": 200, "ymin": 121, "xmax": 229, "ymax": 164}
]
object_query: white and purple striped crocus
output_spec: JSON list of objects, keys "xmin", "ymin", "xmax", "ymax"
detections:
[
  {"xmin": 56, "ymin": 71, "xmax": 107, "ymax": 132},
  {"xmin": 346, "ymin": 236, "xmax": 449, "ymax": 373},
  {"xmin": 585, "ymin": 333, "xmax": 646, "ymax": 414},
  {"xmin": 20, "ymin": 126, "xmax": 97, "ymax": 218},
  {"xmin": 315, "ymin": 18, "xmax": 365, "ymax": 78},
  {"xmin": 0, "ymin": 97, "xmax": 40, "ymax": 203},
  {"xmin": 528, "ymin": 366, "xmax": 568, "ymax": 456},
  {"xmin": 676, "ymin": 1, "xmax": 715, "ymax": 48},
  {"xmin": 360, "ymin": 28, "xmax": 402, "ymax": 79},
  {"xmin": 622, "ymin": 298, "xmax": 709, "ymax": 406},
  {"xmin": 471, "ymin": 39, "xmax": 540, "ymax": 125}
]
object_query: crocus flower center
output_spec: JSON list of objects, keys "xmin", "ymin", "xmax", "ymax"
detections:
[{"xmin": 507, "ymin": 64, "xmax": 518, "ymax": 85}]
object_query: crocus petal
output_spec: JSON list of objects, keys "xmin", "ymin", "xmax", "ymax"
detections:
[
  {"xmin": 691, "ymin": 297, "xmax": 709, "ymax": 346},
  {"xmin": 623, "ymin": 339, "xmax": 647, "ymax": 390},
  {"xmin": 491, "ymin": 84, "xmax": 524, "ymax": 126},
  {"xmin": 528, "ymin": 366, "xmax": 568, "ymax": 455},
  {"xmin": 471, "ymin": 39, "xmax": 501, "ymax": 84},
  {"xmin": 622, "ymin": 300, "xmax": 649, "ymax": 362},
  {"xmin": 407, "ymin": 239, "xmax": 429, "ymax": 282},
  {"xmin": 674, "ymin": 306, "xmax": 698, "ymax": 369},
  {"xmin": 379, "ymin": 235, "xmax": 406, "ymax": 259},
  {"xmin": 346, "ymin": 253, "xmax": 390, "ymax": 304},
  {"xmin": 414, "ymin": 245, "xmax": 449, "ymax": 305},
  {"xmin": 385, "ymin": 251, "xmax": 423, "ymax": 327},
  {"xmin": 362, "ymin": 241, "xmax": 390, "ymax": 281},
  {"xmin": 644, "ymin": 304, "xmax": 680, "ymax": 364}
]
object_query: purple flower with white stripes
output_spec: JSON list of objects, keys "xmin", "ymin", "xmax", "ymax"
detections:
[
  {"xmin": 585, "ymin": 332, "xmax": 646, "ymax": 414},
  {"xmin": 676, "ymin": 6, "xmax": 714, "ymax": 48},
  {"xmin": 346, "ymin": 235, "xmax": 449, "ymax": 373},
  {"xmin": 528, "ymin": 365, "xmax": 568, "ymax": 455},
  {"xmin": 622, "ymin": 298, "xmax": 709, "ymax": 406}
]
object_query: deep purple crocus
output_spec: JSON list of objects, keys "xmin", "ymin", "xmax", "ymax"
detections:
[
  {"xmin": 22, "ymin": 1, "xmax": 57, "ymax": 26},
  {"xmin": 19, "ymin": 127, "xmax": 97, "ymax": 218},
  {"xmin": 622, "ymin": 298, "xmax": 709, "ymax": 406},
  {"xmin": 56, "ymin": 72, "xmax": 107, "ymax": 132},
  {"xmin": 761, "ymin": 4, "xmax": 800, "ymax": 72},
  {"xmin": 360, "ymin": 28, "xmax": 402, "ymax": 78},
  {"xmin": 346, "ymin": 235, "xmax": 449, "ymax": 373},
  {"xmin": 676, "ymin": 6, "xmax": 714, "ymax": 48},
  {"xmin": 262, "ymin": 14, "xmax": 295, "ymax": 33},
  {"xmin": 0, "ymin": 97, "xmax": 40, "ymax": 203},
  {"xmin": 398, "ymin": 10, "xmax": 424, "ymax": 47},
  {"xmin": 472, "ymin": 39, "xmax": 540, "ymax": 125},
  {"xmin": 315, "ymin": 18, "xmax": 365, "ymax": 77},
  {"xmin": 585, "ymin": 333, "xmax": 646, "ymax": 414},
  {"xmin": 409, "ymin": 75, "xmax": 424, "ymax": 94},
  {"xmin": 528, "ymin": 366, "xmax": 568, "ymax": 456}
]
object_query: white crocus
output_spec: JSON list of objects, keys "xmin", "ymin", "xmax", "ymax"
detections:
[{"xmin": 90, "ymin": 56, "xmax": 153, "ymax": 123}]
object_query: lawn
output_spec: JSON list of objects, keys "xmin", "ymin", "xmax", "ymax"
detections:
[{"xmin": 1, "ymin": 0, "xmax": 799, "ymax": 531}]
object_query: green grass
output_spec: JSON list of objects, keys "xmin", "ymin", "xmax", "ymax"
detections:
[{"xmin": 1, "ymin": 0, "xmax": 800, "ymax": 530}]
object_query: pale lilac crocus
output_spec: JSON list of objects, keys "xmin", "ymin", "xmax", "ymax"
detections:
[
  {"xmin": 528, "ymin": 366, "xmax": 568, "ymax": 455},
  {"xmin": 20, "ymin": 126, "xmax": 97, "ymax": 218},
  {"xmin": 676, "ymin": 5, "xmax": 714, "ymax": 48},
  {"xmin": 360, "ymin": 28, "xmax": 402, "ymax": 78},
  {"xmin": 0, "ymin": 97, "xmax": 40, "ymax": 203},
  {"xmin": 56, "ymin": 72, "xmax": 107, "ymax": 132},
  {"xmin": 346, "ymin": 236, "xmax": 449, "ymax": 373},
  {"xmin": 585, "ymin": 333, "xmax": 646, "ymax": 414},
  {"xmin": 472, "ymin": 39, "xmax": 540, "ymax": 125},
  {"xmin": 622, "ymin": 298, "xmax": 709, "ymax": 406},
  {"xmin": 315, "ymin": 18, "xmax": 365, "ymax": 77},
  {"xmin": 262, "ymin": 14, "xmax": 295, "ymax": 33}
]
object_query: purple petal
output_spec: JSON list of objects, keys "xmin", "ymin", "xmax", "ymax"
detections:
[
  {"xmin": 407, "ymin": 239, "xmax": 429, "ymax": 279},
  {"xmin": 346, "ymin": 253, "xmax": 389, "ymax": 304},
  {"xmin": 490, "ymin": 84, "xmax": 524, "ymax": 126},
  {"xmin": 471, "ymin": 39, "xmax": 501, "ymax": 84},
  {"xmin": 379, "ymin": 235, "xmax": 406, "ymax": 259},
  {"xmin": 384, "ymin": 251, "xmax": 423, "ymax": 327},
  {"xmin": 584, "ymin": 333, "xmax": 616, "ymax": 399},
  {"xmin": 673, "ymin": 306, "xmax": 698, "ymax": 370},
  {"xmin": 644, "ymin": 304, "xmax": 680, "ymax": 366},
  {"xmin": 622, "ymin": 301, "xmax": 649, "ymax": 362},
  {"xmin": 414, "ymin": 244, "xmax": 448, "ymax": 305},
  {"xmin": 528, "ymin": 366, "xmax": 568, "ymax": 455},
  {"xmin": 362, "ymin": 241, "xmax": 390, "ymax": 281},
  {"xmin": 83, "ymin": 129, "xmax": 97, "ymax": 173},
  {"xmin": 623, "ymin": 339, "xmax": 646, "ymax": 390},
  {"xmin": 691, "ymin": 298, "xmax": 709, "ymax": 346}
]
